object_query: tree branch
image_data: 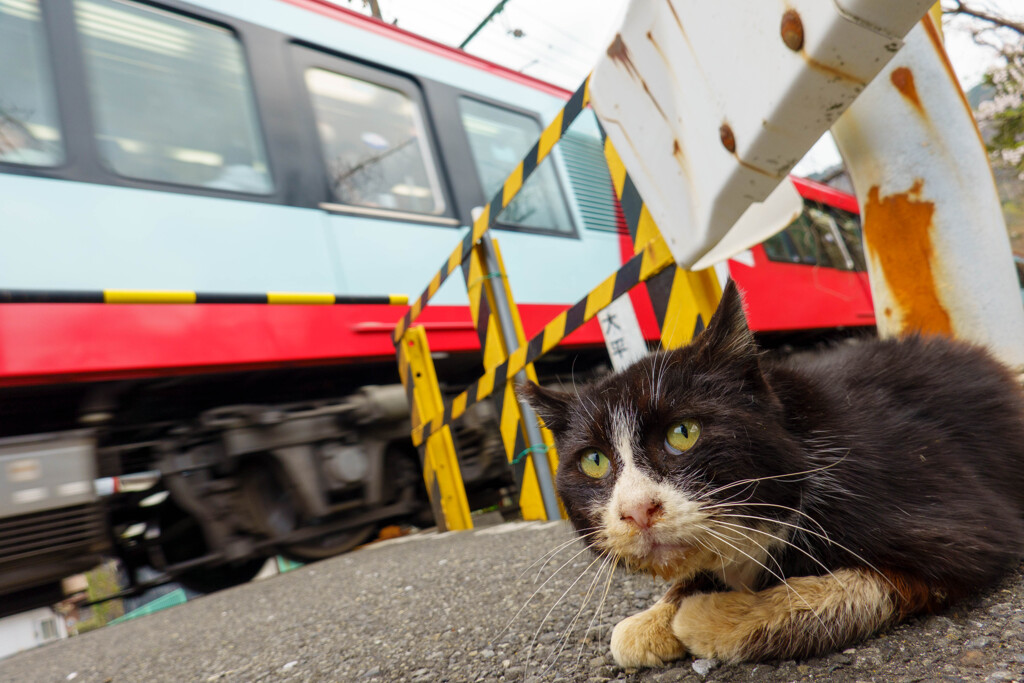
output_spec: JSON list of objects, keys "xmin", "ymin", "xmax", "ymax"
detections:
[{"xmin": 944, "ymin": 1, "xmax": 1024, "ymax": 37}]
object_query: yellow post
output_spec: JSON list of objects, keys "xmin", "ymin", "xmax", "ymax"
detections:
[{"xmin": 397, "ymin": 327, "xmax": 473, "ymax": 531}]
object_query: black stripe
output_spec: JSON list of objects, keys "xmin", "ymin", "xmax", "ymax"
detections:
[
  {"xmin": 693, "ymin": 314, "xmax": 706, "ymax": 337},
  {"xmin": 0, "ymin": 289, "xmax": 104, "ymax": 303},
  {"xmin": 511, "ymin": 429, "xmax": 528, "ymax": 488},
  {"xmin": 619, "ymin": 176, "xmax": 644, "ymax": 240},
  {"xmin": 194, "ymin": 292, "xmax": 268, "ymax": 304},
  {"xmin": 442, "ymin": 401, "xmax": 453, "ymax": 426},
  {"xmin": 612, "ymin": 254, "xmax": 643, "ymax": 300},
  {"xmin": 646, "ymin": 267, "xmax": 676, "ymax": 329},
  {"xmin": 560, "ymin": 80, "xmax": 588, "ymax": 134},
  {"xmin": 526, "ymin": 333, "xmax": 546, "ymax": 365},
  {"xmin": 476, "ymin": 295, "xmax": 491, "ymax": 347},
  {"xmin": 460, "ymin": 231, "xmax": 474, "ymax": 265},
  {"xmin": 492, "ymin": 361, "xmax": 508, "ymax": 390},
  {"xmin": 564, "ymin": 298, "xmax": 587, "ymax": 335},
  {"xmin": 466, "ymin": 381, "xmax": 479, "ymax": 407},
  {"xmin": 521, "ymin": 142, "xmax": 539, "ymax": 181}
]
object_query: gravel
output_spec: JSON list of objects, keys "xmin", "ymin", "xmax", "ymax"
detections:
[{"xmin": 1, "ymin": 520, "xmax": 1023, "ymax": 682}]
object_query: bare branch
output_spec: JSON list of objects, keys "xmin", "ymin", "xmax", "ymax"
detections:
[{"xmin": 944, "ymin": 1, "xmax": 1024, "ymax": 37}]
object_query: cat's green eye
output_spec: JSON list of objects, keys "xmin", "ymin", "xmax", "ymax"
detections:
[
  {"xmin": 666, "ymin": 419, "xmax": 701, "ymax": 453},
  {"xmin": 579, "ymin": 450, "xmax": 611, "ymax": 479}
]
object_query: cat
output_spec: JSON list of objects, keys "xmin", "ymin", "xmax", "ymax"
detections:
[{"xmin": 520, "ymin": 281, "xmax": 1024, "ymax": 666}]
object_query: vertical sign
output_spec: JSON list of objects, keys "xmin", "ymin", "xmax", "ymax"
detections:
[{"xmin": 598, "ymin": 295, "xmax": 648, "ymax": 371}]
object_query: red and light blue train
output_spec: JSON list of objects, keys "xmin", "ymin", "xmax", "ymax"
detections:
[{"xmin": 0, "ymin": 0, "xmax": 872, "ymax": 614}]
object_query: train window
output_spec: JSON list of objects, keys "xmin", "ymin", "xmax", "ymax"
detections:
[
  {"xmin": 458, "ymin": 98, "xmax": 574, "ymax": 234},
  {"xmin": 784, "ymin": 214, "xmax": 822, "ymax": 266},
  {"xmin": 762, "ymin": 232, "xmax": 799, "ymax": 263},
  {"xmin": 830, "ymin": 207, "xmax": 867, "ymax": 271},
  {"xmin": 807, "ymin": 206, "xmax": 851, "ymax": 269},
  {"xmin": 73, "ymin": 0, "xmax": 272, "ymax": 193},
  {"xmin": 305, "ymin": 68, "xmax": 445, "ymax": 214},
  {"xmin": 0, "ymin": 0, "xmax": 63, "ymax": 166}
]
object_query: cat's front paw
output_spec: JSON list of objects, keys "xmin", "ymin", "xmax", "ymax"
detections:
[{"xmin": 609, "ymin": 602, "xmax": 686, "ymax": 668}]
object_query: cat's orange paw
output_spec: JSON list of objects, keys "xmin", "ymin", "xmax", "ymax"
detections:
[{"xmin": 609, "ymin": 602, "xmax": 686, "ymax": 668}]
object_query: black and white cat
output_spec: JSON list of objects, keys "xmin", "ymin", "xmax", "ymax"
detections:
[{"xmin": 521, "ymin": 281, "xmax": 1024, "ymax": 665}]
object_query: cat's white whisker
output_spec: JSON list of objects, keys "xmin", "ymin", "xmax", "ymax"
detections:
[
  {"xmin": 713, "ymin": 511, "xmax": 898, "ymax": 594},
  {"xmin": 698, "ymin": 524, "xmax": 838, "ymax": 646},
  {"xmin": 699, "ymin": 454, "xmax": 851, "ymax": 501},
  {"xmin": 497, "ymin": 542, "xmax": 596, "ymax": 642},
  {"xmin": 709, "ymin": 518, "xmax": 853, "ymax": 598},
  {"xmin": 524, "ymin": 550, "xmax": 609, "ymax": 677},
  {"xmin": 522, "ymin": 529, "xmax": 602, "ymax": 583},
  {"xmin": 576, "ymin": 555, "xmax": 619, "ymax": 668},
  {"xmin": 543, "ymin": 552, "xmax": 615, "ymax": 674}
]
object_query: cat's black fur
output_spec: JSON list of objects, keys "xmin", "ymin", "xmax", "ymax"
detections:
[{"xmin": 521, "ymin": 281, "xmax": 1024, "ymax": 663}]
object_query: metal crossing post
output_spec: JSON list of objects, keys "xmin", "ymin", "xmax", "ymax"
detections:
[
  {"xmin": 476, "ymin": 234, "xmax": 561, "ymax": 521},
  {"xmin": 832, "ymin": 15, "xmax": 1024, "ymax": 371},
  {"xmin": 397, "ymin": 327, "xmax": 473, "ymax": 531}
]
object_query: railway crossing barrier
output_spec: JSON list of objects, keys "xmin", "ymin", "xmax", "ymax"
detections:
[{"xmin": 393, "ymin": 77, "xmax": 722, "ymax": 531}]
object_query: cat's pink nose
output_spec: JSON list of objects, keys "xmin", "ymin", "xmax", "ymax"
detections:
[{"xmin": 620, "ymin": 501, "xmax": 663, "ymax": 530}]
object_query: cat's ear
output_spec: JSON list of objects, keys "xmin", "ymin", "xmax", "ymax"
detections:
[
  {"xmin": 700, "ymin": 279, "xmax": 756, "ymax": 362},
  {"xmin": 517, "ymin": 381, "xmax": 572, "ymax": 432}
]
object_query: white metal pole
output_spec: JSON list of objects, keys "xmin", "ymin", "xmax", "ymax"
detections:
[{"xmin": 832, "ymin": 16, "xmax": 1024, "ymax": 371}]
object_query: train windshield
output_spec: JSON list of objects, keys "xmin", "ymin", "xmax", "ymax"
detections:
[{"xmin": 0, "ymin": 0, "xmax": 63, "ymax": 166}]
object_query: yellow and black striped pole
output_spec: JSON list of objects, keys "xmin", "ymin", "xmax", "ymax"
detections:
[
  {"xmin": 391, "ymin": 78, "xmax": 591, "ymax": 345},
  {"xmin": 599, "ymin": 133, "xmax": 721, "ymax": 350},
  {"xmin": 0, "ymin": 289, "xmax": 408, "ymax": 306}
]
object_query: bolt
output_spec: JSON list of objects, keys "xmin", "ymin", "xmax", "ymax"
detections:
[
  {"xmin": 719, "ymin": 123, "xmax": 736, "ymax": 153},
  {"xmin": 781, "ymin": 9, "xmax": 804, "ymax": 51}
]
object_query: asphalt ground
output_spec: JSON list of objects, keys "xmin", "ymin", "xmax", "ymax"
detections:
[{"xmin": 2, "ymin": 520, "xmax": 1023, "ymax": 683}]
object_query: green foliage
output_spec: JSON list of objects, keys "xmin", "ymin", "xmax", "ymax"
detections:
[
  {"xmin": 75, "ymin": 561, "xmax": 124, "ymax": 634},
  {"xmin": 980, "ymin": 45, "xmax": 1024, "ymax": 178}
]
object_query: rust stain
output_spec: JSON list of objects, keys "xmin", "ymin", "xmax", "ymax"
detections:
[
  {"xmin": 607, "ymin": 33, "xmax": 640, "ymax": 81},
  {"xmin": 890, "ymin": 67, "xmax": 924, "ymax": 115},
  {"xmin": 921, "ymin": 15, "xmax": 987, "ymax": 150},
  {"xmin": 780, "ymin": 9, "xmax": 804, "ymax": 51},
  {"xmin": 862, "ymin": 181, "xmax": 952, "ymax": 337},
  {"xmin": 673, "ymin": 139, "xmax": 683, "ymax": 162},
  {"xmin": 665, "ymin": 0, "xmax": 684, "ymax": 35},
  {"xmin": 719, "ymin": 123, "xmax": 736, "ymax": 153},
  {"xmin": 800, "ymin": 52, "xmax": 866, "ymax": 85},
  {"xmin": 607, "ymin": 32, "xmax": 669, "ymax": 123}
]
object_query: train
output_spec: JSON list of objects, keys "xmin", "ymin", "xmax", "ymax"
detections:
[{"xmin": 0, "ymin": 0, "xmax": 873, "ymax": 616}]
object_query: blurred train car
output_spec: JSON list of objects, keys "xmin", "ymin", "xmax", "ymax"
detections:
[{"xmin": 0, "ymin": 0, "xmax": 873, "ymax": 614}]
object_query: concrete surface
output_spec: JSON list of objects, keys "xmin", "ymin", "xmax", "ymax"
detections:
[{"xmin": 1, "ymin": 521, "xmax": 1022, "ymax": 682}]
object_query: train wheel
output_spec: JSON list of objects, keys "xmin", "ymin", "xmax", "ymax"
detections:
[
  {"xmin": 159, "ymin": 515, "xmax": 267, "ymax": 594},
  {"xmin": 280, "ymin": 522, "xmax": 377, "ymax": 562},
  {"xmin": 240, "ymin": 460, "xmax": 377, "ymax": 562}
]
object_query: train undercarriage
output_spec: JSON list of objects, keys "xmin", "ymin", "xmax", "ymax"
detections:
[{"xmin": 0, "ymin": 351, "xmax": 609, "ymax": 617}]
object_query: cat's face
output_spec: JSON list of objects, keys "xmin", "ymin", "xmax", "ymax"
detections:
[{"xmin": 521, "ymin": 284, "xmax": 805, "ymax": 586}]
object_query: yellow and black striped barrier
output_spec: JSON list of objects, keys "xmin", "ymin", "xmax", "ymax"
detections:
[
  {"xmin": 395, "ymin": 73, "xmax": 723, "ymax": 532},
  {"xmin": 0, "ymin": 289, "xmax": 408, "ymax": 306},
  {"xmin": 391, "ymin": 78, "xmax": 591, "ymax": 345},
  {"xmin": 409, "ymin": 236, "xmax": 676, "ymax": 446}
]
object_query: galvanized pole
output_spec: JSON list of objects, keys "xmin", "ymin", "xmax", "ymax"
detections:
[{"xmin": 478, "ymin": 233, "xmax": 561, "ymax": 520}]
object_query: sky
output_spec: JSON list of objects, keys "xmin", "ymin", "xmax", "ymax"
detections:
[{"xmin": 331, "ymin": 0, "xmax": 1023, "ymax": 175}]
